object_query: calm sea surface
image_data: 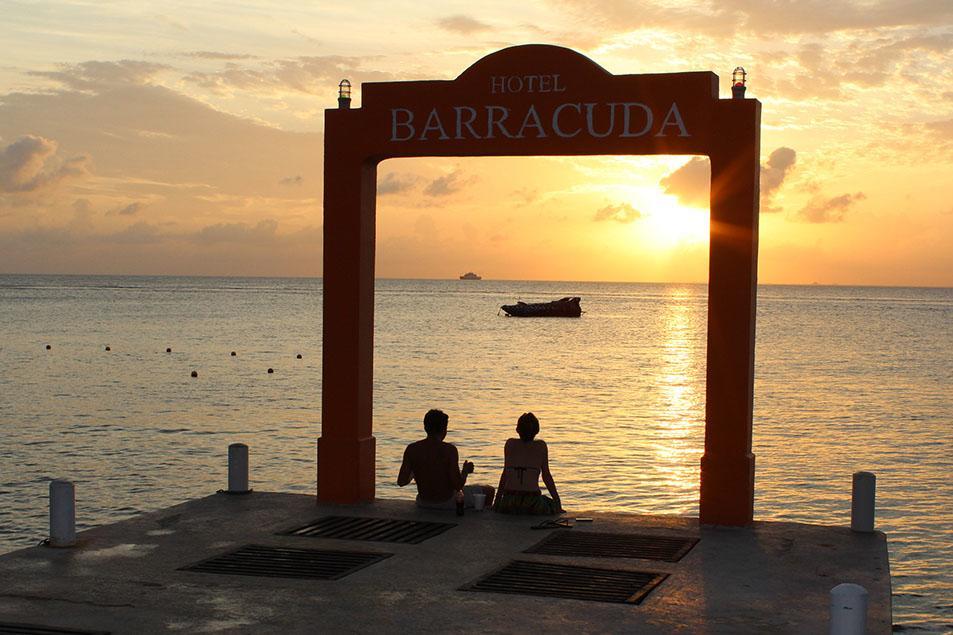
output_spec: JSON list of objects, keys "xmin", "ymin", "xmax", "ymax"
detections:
[{"xmin": 0, "ymin": 275, "xmax": 950, "ymax": 631}]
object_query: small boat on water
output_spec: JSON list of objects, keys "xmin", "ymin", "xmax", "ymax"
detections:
[
  {"xmin": 501, "ymin": 296, "xmax": 582, "ymax": 318},
  {"xmin": 460, "ymin": 272, "xmax": 482, "ymax": 280}
]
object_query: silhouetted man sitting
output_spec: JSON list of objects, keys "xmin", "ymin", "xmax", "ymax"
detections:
[{"xmin": 397, "ymin": 409, "xmax": 494, "ymax": 510}]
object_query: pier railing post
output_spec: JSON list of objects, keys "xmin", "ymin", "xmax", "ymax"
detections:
[
  {"xmin": 830, "ymin": 583, "xmax": 868, "ymax": 635},
  {"xmin": 228, "ymin": 443, "xmax": 250, "ymax": 494},
  {"xmin": 49, "ymin": 479, "xmax": 76, "ymax": 547},
  {"xmin": 850, "ymin": 471, "xmax": 875, "ymax": 532}
]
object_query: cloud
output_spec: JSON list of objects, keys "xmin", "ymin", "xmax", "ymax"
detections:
[
  {"xmin": 0, "ymin": 216, "xmax": 321, "ymax": 262},
  {"xmin": 925, "ymin": 118, "xmax": 953, "ymax": 139},
  {"xmin": 424, "ymin": 170, "xmax": 469, "ymax": 197},
  {"xmin": 378, "ymin": 172, "xmax": 417, "ymax": 195},
  {"xmin": 658, "ymin": 149, "xmax": 796, "ymax": 211},
  {"xmin": 660, "ymin": 157, "xmax": 710, "ymax": 207},
  {"xmin": 512, "ymin": 188, "xmax": 539, "ymax": 205},
  {"xmin": 741, "ymin": 1, "xmax": 953, "ymax": 35},
  {"xmin": 555, "ymin": 1, "xmax": 732, "ymax": 36},
  {"xmin": 764, "ymin": 28, "xmax": 953, "ymax": 100},
  {"xmin": 0, "ymin": 78, "xmax": 321, "ymax": 198},
  {"xmin": 68, "ymin": 199, "xmax": 95, "ymax": 231},
  {"xmin": 280, "ymin": 175, "xmax": 303, "ymax": 186},
  {"xmin": 184, "ymin": 51, "xmax": 257, "ymax": 61},
  {"xmin": 414, "ymin": 214, "xmax": 438, "ymax": 237},
  {"xmin": 0, "ymin": 220, "xmax": 324, "ymax": 276},
  {"xmin": 761, "ymin": 147, "xmax": 797, "ymax": 196},
  {"xmin": 0, "ymin": 135, "xmax": 91, "ymax": 193},
  {"xmin": 797, "ymin": 192, "xmax": 866, "ymax": 223},
  {"xmin": 882, "ymin": 32, "xmax": 953, "ymax": 54},
  {"xmin": 0, "ymin": 211, "xmax": 154, "ymax": 247},
  {"xmin": 115, "ymin": 202, "xmax": 144, "ymax": 216},
  {"xmin": 593, "ymin": 202, "xmax": 641, "ymax": 223},
  {"xmin": 106, "ymin": 221, "xmax": 163, "ymax": 244},
  {"xmin": 155, "ymin": 14, "xmax": 188, "ymax": 32},
  {"xmin": 436, "ymin": 15, "xmax": 492, "ymax": 34},
  {"xmin": 29, "ymin": 60, "xmax": 169, "ymax": 91},
  {"xmin": 291, "ymin": 28, "xmax": 320, "ymax": 44},
  {"xmin": 183, "ymin": 55, "xmax": 392, "ymax": 95},
  {"xmin": 192, "ymin": 219, "xmax": 279, "ymax": 243},
  {"xmin": 555, "ymin": 0, "xmax": 953, "ymax": 37},
  {"xmin": 0, "ymin": 58, "xmax": 328, "ymax": 276}
]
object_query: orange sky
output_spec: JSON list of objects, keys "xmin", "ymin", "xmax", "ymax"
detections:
[{"xmin": 1, "ymin": 2, "xmax": 951, "ymax": 285}]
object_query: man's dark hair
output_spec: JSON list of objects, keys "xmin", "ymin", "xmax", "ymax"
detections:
[
  {"xmin": 517, "ymin": 412, "xmax": 540, "ymax": 442},
  {"xmin": 423, "ymin": 409, "xmax": 449, "ymax": 437}
]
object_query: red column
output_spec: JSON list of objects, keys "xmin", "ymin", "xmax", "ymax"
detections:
[
  {"xmin": 700, "ymin": 99, "xmax": 761, "ymax": 525},
  {"xmin": 318, "ymin": 114, "xmax": 377, "ymax": 503}
]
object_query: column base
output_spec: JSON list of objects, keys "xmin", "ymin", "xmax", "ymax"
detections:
[
  {"xmin": 317, "ymin": 435, "xmax": 376, "ymax": 503},
  {"xmin": 699, "ymin": 452, "xmax": 755, "ymax": 526}
]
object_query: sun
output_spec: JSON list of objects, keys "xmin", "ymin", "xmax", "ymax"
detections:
[{"xmin": 638, "ymin": 191, "xmax": 710, "ymax": 247}]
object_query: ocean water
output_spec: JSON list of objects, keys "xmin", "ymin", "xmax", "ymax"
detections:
[{"xmin": 0, "ymin": 275, "xmax": 950, "ymax": 631}]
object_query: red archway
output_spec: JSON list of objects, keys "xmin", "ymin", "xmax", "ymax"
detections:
[{"xmin": 319, "ymin": 45, "xmax": 761, "ymax": 526}]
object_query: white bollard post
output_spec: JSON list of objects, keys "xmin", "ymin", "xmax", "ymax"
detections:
[
  {"xmin": 851, "ymin": 471, "xmax": 875, "ymax": 532},
  {"xmin": 49, "ymin": 479, "xmax": 76, "ymax": 547},
  {"xmin": 830, "ymin": 583, "xmax": 868, "ymax": 635},
  {"xmin": 228, "ymin": 443, "xmax": 250, "ymax": 493}
]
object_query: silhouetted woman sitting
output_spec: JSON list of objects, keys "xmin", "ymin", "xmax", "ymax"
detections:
[{"xmin": 493, "ymin": 412, "xmax": 562, "ymax": 515}]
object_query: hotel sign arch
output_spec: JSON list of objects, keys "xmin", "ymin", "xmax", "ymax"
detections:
[{"xmin": 320, "ymin": 45, "xmax": 761, "ymax": 526}]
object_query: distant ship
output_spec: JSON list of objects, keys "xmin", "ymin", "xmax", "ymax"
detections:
[{"xmin": 459, "ymin": 272, "xmax": 482, "ymax": 280}]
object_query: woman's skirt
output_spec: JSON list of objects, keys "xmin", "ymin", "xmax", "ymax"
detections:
[{"xmin": 494, "ymin": 491, "xmax": 560, "ymax": 515}]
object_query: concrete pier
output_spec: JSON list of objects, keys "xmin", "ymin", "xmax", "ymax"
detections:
[{"xmin": 0, "ymin": 493, "xmax": 891, "ymax": 633}]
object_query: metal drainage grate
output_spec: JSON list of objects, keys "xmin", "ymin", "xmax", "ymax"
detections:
[
  {"xmin": 180, "ymin": 544, "xmax": 391, "ymax": 580},
  {"xmin": 525, "ymin": 531, "xmax": 698, "ymax": 562},
  {"xmin": 0, "ymin": 624, "xmax": 109, "ymax": 635},
  {"xmin": 280, "ymin": 516, "xmax": 456, "ymax": 544},
  {"xmin": 462, "ymin": 560, "xmax": 667, "ymax": 604}
]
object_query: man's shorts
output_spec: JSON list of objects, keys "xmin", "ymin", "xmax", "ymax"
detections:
[{"xmin": 415, "ymin": 484, "xmax": 486, "ymax": 510}]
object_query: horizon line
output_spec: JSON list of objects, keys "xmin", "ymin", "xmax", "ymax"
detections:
[{"xmin": 1, "ymin": 271, "xmax": 951, "ymax": 290}]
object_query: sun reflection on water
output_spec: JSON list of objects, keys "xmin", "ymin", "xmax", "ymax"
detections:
[{"xmin": 650, "ymin": 287, "xmax": 704, "ymax": 508}]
